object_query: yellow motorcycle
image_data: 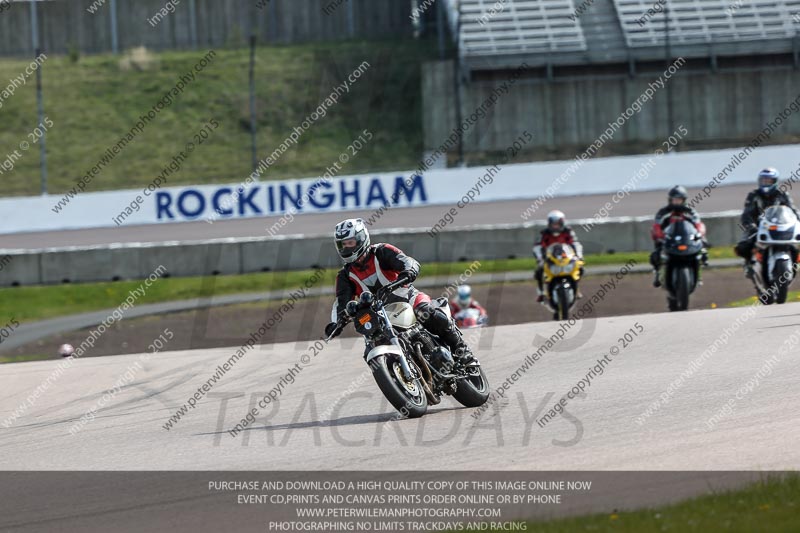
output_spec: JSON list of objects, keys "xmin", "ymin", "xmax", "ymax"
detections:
[{"xmin": 542, "ymin": 243, "xmax": 584, "ymax": 320}]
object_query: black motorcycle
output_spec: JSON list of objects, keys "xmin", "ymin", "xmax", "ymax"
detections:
[
  {"xmin": 326, "ymin": 277, "xmax": 490, "ymax": 418},
  {"xmin": 658, "ymin": 214, "xmax": 705, "ymax": 311}
]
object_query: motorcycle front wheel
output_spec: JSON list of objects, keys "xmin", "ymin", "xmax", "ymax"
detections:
[
  {"xmin": 370, "ymin": 354, "xmax": 428, "ymax": 418},
  {"xmin": 672, "ymin": 265, "xmax": 692, "ymax": 311},
  {"xmin": 554, "ymin": 283, "xmax": 571, "ymax": 320},
  {"xmin": 771, "ymin": 258, "xmax": 792, "ymax": 304}
]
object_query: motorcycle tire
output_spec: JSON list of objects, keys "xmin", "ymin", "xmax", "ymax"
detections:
[
  {"xmin": 369, "ymin": 354, "xmax": 428, "ymax": 418},
  {"xmin": 555, "ymin": 284, "xmax": 570, "ymax": 321},
  {"xmin": 772, "ymin": 259, "xmax": 792, "ymax": 304},
  {"xmin": 452, "ymin": 365, "xmax": 490, "ymax": 408},
  {"xmin": 673, "ymin": 266, "xmax": 692, "ymax": 311}
]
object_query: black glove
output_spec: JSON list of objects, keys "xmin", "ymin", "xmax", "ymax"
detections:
[
  {"xmin": 401, "ymin": 270, "xmax": 417, "ymax": 282},
  {"xmin": 325, "ymin": 322, "xmax": 341, "ymax": 338}
]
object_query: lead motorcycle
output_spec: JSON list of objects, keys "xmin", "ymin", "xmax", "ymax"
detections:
[
  {"xmin": 747, "ymin": 205, "xmax": 800, "ymax": 304},
  {"xmin": 326, "ymin": 277, "xmax": 490, "ymax": 418},
  {"xmin": 657, "ymin": 211, "xmax": 706, "ymax": 311}
]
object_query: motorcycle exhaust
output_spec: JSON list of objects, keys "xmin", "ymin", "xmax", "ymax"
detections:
[{"xmin": 412, "ymin": 343, "xmax": 440, "ymax": 405}]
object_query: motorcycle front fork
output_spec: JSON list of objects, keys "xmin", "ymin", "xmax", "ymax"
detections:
[{"xmin": 656, "ymin": 260, "xmax": 703, "ymax": 288}]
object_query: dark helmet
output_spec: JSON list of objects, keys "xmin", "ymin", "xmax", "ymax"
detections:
[
  {"xmin": 757, "ymin": 167, "xmax": 779, "ymax": 195},
  {"xmin": 668, "ymin": 185, "xmax": 688, "ymax": 206},
  {"xmin": 334, "ymin": 218, "xmax": 370, "ymax": 264}
]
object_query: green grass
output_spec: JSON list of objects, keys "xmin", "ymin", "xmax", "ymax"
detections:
[
  {"xmin": 0, "ymin": 353, "xmax": 50, "ymax": 364},
  {"xmin": 457, "ymin": 474, "xmax": 800, "ymax": 533},
  {"xmin": 0, "ymin": 40, "xmax": 433, "ymax": 197},
  {"xmin": 727, "ymin": 291, "xmax": 800, "ymax": 307},
  {"xmin": 0, "ymin": 251, "xmax": 667, "ymax": 323},
  {"xmin": 0, "ymin": 247, "xmax": 742, "ymax": 323}
]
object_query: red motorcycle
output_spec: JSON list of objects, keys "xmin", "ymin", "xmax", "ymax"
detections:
[{"xmin": 454, "ymin": 308, "xmax": 488, "ymax": 329}]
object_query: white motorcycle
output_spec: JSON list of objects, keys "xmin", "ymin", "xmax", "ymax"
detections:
[
  {"xmin": 750, "ymin": 205, "xmax": 800, "ymax": 304},
  {"xmin": 326, "ymin": 277, "xmax": 490, "ymax": 418}
]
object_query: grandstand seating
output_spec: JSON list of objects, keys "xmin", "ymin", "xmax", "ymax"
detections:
[
  {"xmin": 458, "ymin": 0, "xmax": 587, "ymax": 56},
  {"xmin": 443, "ymin": 0, "xmax": 800, "ymax": 70},
  {"xmin": 615, "ymin": 0, "xmax": 800, "ymax": 48}
]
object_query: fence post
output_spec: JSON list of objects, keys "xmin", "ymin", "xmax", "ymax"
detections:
[
  {"xmin": 249, "ymin": 34, "xmax": 258, "ymax": 175},
  {"xmin": 110, "ymin": 0, "xmax": 119, "ymax": 54},
  {"xmin": 35, "ymin": 47, "xmax": 48, "ymax": 195},
  {"xmin": 189, "ymin": 0, "xmax": 198, "ymax": 49},
  {"xmin": 347, "ymin": 0, "xmax": 355, "ymax": 37},
  {"xmin": 28, "ymin": 0, "xmax": 38, "ymax": 54}
]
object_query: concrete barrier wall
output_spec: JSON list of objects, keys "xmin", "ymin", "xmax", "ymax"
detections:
[
  {"xmin": 0, "ymin": 212, "xmax": 743, "ymax": 286},
  {"xmin": 423, "ymin": 60, "xmax": 800, "ymax": 154}
]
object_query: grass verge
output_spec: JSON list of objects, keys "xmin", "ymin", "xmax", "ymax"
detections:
[
  {"xmin": 0, "ymin": 250, "xmax": 685, "ymax": 322},
  {"xmin": 0, "ymin": 40, "xmax": 432, "ymax": 196},
  {"xmin": 457, "ymin": 474, "xmax": 799, "ymax": 533}
]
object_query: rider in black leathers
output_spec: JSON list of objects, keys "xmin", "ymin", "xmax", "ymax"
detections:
[
  {"xmin": 734, "ymin": 168, "xmax": 799, "ymax": 278},
  {"xmin": 649, "ymin": 186, "xmax": 708, "ymax": 287}
]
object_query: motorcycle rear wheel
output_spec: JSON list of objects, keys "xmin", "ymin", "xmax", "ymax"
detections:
[{"xmin": 452, "ymin": 366, "xmax": 490, "ymax": 408}]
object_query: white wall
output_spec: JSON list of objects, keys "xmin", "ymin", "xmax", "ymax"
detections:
[{"xmin": 1, "ymin": 143, "xmax": 797, "ymax": 234}]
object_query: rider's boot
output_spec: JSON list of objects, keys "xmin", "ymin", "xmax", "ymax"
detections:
[
  {"xmin": 536, "ymin": 288, "xmax": 546, "ymax": 303},
  {"xmin": 439, "ymin": 324, "xmax": 478, "ymax": 367},
  {"xmin": 653, "ymin": 268, "xmax": 662, "ymax": 288},
  {"xmin": 744, "ymin": 261, "xmax": 755, "ymax": 280}
]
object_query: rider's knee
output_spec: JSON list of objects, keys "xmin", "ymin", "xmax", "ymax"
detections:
[{"xmin": 416, "ymin": 304, "xmax": 449, "ymax": 330}]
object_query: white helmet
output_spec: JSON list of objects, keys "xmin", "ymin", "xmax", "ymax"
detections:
[
  {"xmin": 547, "ymin": 210, "xmax": 566, "ymax": 234},
  {"xmin": 58, "ymin": 344, "xmax": 74, "ymax": 358},
  {"xmin": 334, "ymin": 218, "xmax": 370, "ymax": 264},
  {"xmin": 457, "ymin": 285, "xmax": 472, "ymax": 308}
]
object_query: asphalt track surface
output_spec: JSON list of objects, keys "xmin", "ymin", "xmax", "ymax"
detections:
[
  {"xmin": 0, "ymin": 184, "xmax": 751, "ymax": 249},
  {"xmin": 2, "ymin": 302, "xmax": 798, "ymax": 472},
  {"xmin": 1, "ymin": 302, "xmax": 797, "ymax": 530}
]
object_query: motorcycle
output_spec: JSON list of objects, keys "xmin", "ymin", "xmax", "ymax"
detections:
[
  {"xmin": 326, "ymin": 276, "xmax": 490, "ymax": 418},
  {"xmin": 454, "ymin": 308, "xmax": 488, "ymax": 329},
  {"xmin": 748, "ymin": 205, "xmax": 800, "ymax": 304},
  {"xmin": 657, "ymin": 212, "xmax": 705, "ymax": 311},
  {"xmin": 541, "ymin": 243, "xmax": 584, "ymax": 320}
]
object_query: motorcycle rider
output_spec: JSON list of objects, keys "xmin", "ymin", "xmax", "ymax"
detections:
[
  {"xmin": 650, "ymin": 185, "xmax": 708, "ymax": 287},
  {"xmin": 325, "ymin": 218, "xmax": 476, "ymax": 365},
  {"xmin": 449, "ymin": 285, "xmax": 488, "ymax": 317},
  {"xmin": 533, "ymin": 210, "xmax": 584, "ymax": 302},
  {"xmin": 734, "ymin": 167, "xmax": 799, "ymax": 278}
]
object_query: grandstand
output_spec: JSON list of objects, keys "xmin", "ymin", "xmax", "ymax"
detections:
[{"xmin": 445, "ymin": 0, "xmax": 800, "ymax": 70}]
